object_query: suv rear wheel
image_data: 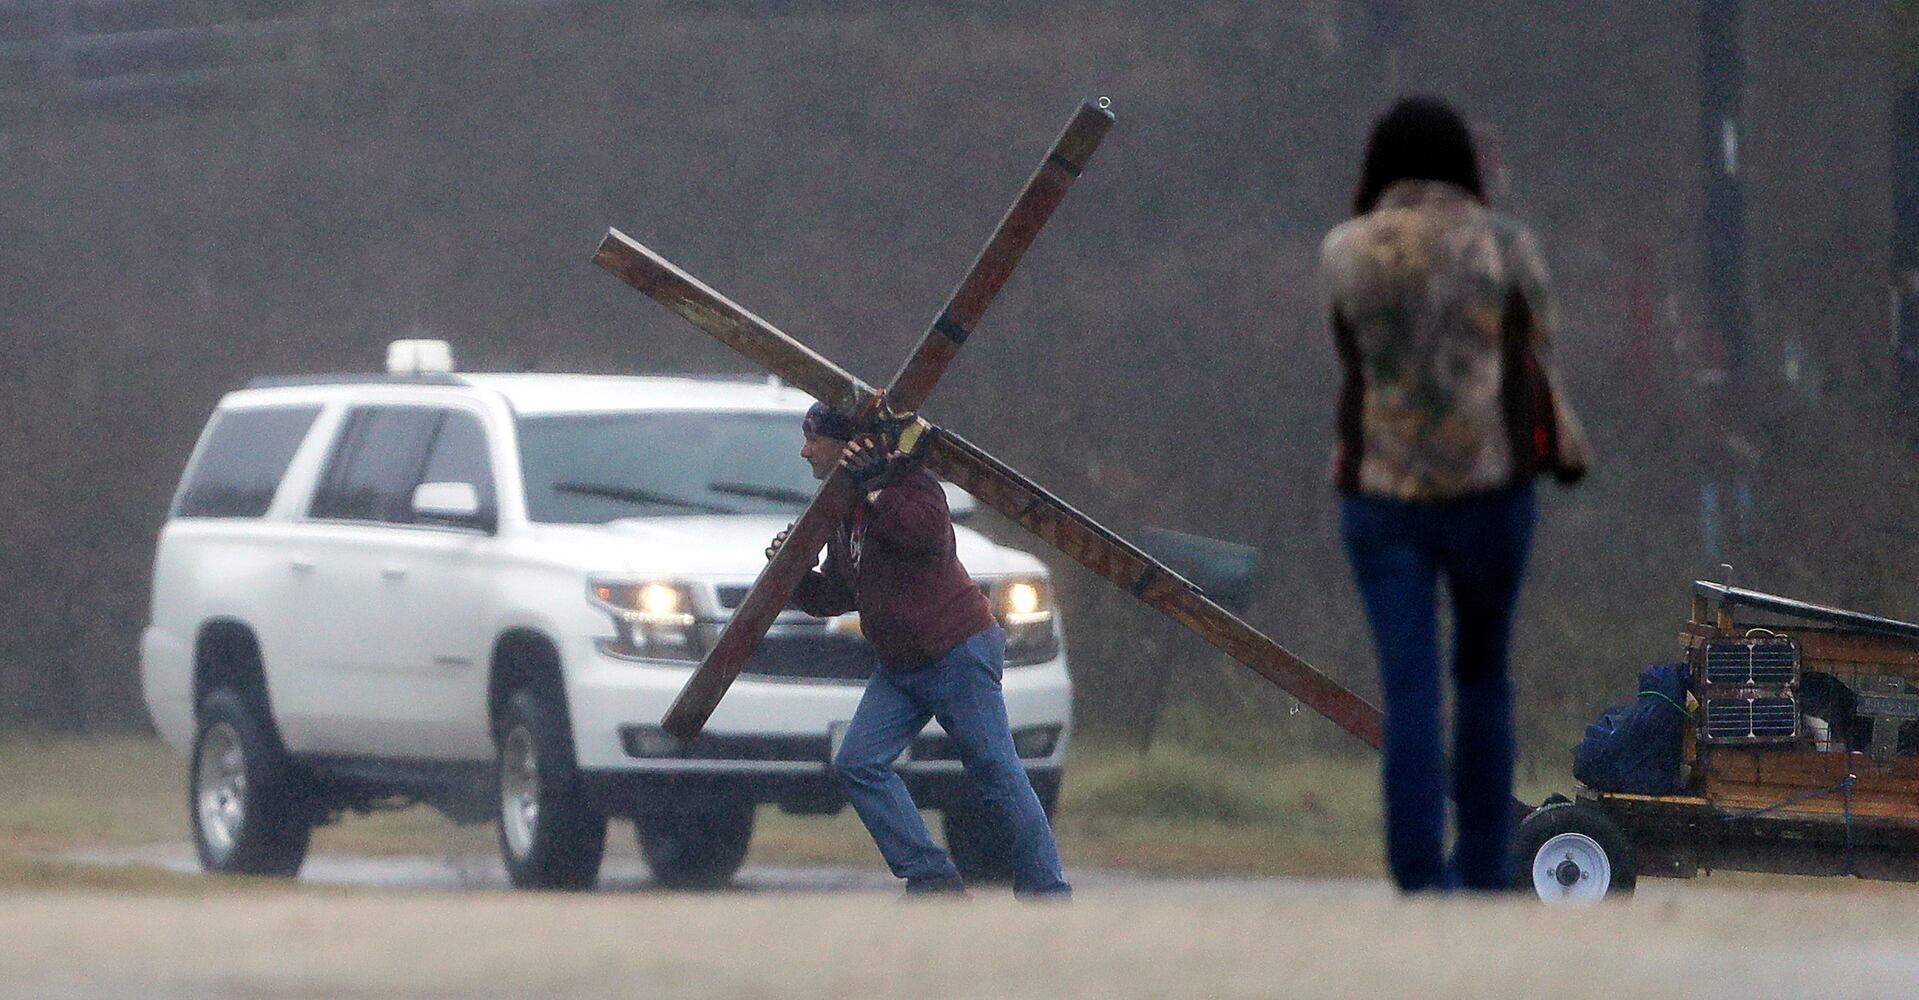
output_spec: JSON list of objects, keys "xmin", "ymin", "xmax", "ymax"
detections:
[
  {"xmin": 495, "ymin": 688, "xmax": 607, "ymax": 890},
  {"xmin": 636, "ymin": 796, "xmax": 755, "ymax": 890},
  {"xmin": 190, "ymin": 688, "xmax": 312, "ymax": 877},
  {"xmin": 943, "ymin": 777, "xmax": 1060, "ymax": 885}
]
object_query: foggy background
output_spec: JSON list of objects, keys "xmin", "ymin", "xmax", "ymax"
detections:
[{"xmin": 2, "ymin": 0, "xmax": 1914, "ymax": 763}]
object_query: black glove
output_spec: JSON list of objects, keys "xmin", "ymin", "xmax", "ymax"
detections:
[{"xmin": 841, "ymin": 434, "xmax": 916, "ymax": 489}]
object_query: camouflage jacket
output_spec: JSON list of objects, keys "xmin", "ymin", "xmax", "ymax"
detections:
[{"xmin": 1320, "ymin": 179, "xmax": 1590, "ymax": 500}]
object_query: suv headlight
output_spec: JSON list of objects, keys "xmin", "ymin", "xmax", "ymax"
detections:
[
  {"xmin": 992, "ymin": 577, "xmax": 1060, "ymax": 666},
  {"xmin": 589, "ymin": 579, "xmax": 704, "ymax": 662}
]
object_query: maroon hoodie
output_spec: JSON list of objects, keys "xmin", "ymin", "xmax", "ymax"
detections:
[{"xmin": 791, "ymin": 470, "xmax": 995, "ymax": 670}]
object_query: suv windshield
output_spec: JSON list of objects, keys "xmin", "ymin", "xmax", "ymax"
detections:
[{"xmin": 518, "ymin": 410, "xmax": 817, "ymax": 523}]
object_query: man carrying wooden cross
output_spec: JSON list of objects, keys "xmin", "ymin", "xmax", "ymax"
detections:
[{"xmin": 767, "ymin": 401, "xmax": 1071, "ymax": 899}]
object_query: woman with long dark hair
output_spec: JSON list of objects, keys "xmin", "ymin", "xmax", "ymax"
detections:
[{"xmin": 1320, "ymin": 97, "xmax": 1590, "ymax": 892}]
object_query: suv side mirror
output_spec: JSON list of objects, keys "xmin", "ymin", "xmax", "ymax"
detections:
[
  {"xmin": 941, "ymin": 480, "xmax": 978, "ymax": 523},
  {"xmin": 413, "ymin": 481, "xmax": 493, "ymax": 532}
]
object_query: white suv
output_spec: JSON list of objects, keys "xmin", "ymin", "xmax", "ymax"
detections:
[{"xmin": 140, "ymin": 342, "xmax": 1072, "ymax": 889}]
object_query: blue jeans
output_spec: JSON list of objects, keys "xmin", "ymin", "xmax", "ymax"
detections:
[
  {"xmin": 832, "ymin": 625, "xmax": 1070, "ymax": 897},
  {"xmin": 1341, "ymin": 484, "xmax": 1535, "ymax": 892}
]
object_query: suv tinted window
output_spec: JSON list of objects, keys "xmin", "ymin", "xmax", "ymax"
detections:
[
  {"xmin": 175, "ymin": 405, "xmax": 322, "ymax": 518},
  {"xmin": 419, "ymin": 411, "xmax": 495, "ymax": 512},
  {"xmin": 309, "ymin": 406, "xmax": 441, "ymax": 523},
  {"xmin": 518, "ymin": 411, "xmax": 816, "ymax": 524}
]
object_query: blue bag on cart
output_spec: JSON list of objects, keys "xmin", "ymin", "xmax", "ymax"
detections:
[{"xmin": 1572, "ymin": 662, "xmax": 1690, "ymax": 795}]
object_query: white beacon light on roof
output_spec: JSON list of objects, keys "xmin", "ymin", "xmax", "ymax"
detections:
[{"xmin": 386, "ymin": 339, "xmax": 454, "ymax": 374}]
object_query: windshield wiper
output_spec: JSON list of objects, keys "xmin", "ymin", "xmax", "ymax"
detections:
[
  {"xmin": 552, "ymin": 482, "xmax": 738, "ymax": 514},
  {"xmin": 707, "ymin": 481, "xmax": 816, "ymax": 505}
]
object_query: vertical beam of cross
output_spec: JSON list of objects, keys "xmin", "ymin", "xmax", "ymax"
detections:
[
  {"xmin": 596, "ymin": 105, "xmax": 1392, "ymax": 756},
  {"xmin": 642, "ymin": 101, "xmax": 1113, "ymax": 741}
]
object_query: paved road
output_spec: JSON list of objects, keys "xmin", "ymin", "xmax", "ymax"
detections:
[
  {"xmin": 62, "ymin": 843, "xmax": 1390, "ymax": 899},
  {"xmin": 12, "ymin": 846, "xmax": 1916, "ymax": 999}
]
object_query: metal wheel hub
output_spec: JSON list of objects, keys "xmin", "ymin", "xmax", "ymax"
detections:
[
  {"xmin": 1531, "ymin": 832, "xmax": 1611, "ymax": 904},
  {"xmin": 500, "ymin": 726, "xmax": 541, "ymax": 859},
  {"xmin": 195, "ymin": 721, "xmax": 247, "ymax": 858},
  {"xmin": 1553, "ymin": 858, "xmax": 1583, "ymax": 887}
]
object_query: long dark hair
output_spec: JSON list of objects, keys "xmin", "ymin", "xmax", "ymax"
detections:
[{"xmin": 1351, "ymin": 97, "xmax": 1485, "ymax": 216}]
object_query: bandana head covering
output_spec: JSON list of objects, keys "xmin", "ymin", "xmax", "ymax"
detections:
[{"xmin": 802, "ymin": 401, "xmax": 859, "ymax": 441}]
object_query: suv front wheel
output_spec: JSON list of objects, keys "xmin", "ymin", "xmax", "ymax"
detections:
[
  {"xmin": 495, "ymin": 687, "xmax": 607, "ymax": 890},
  {"xmin": 190, "ymin": 688, "xmax": 312, "ymax": 877}
]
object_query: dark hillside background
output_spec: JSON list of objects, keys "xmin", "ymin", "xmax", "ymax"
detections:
[{"xmin": 2, "ymin": 1, "xmax": 1911, "ymax": 762}]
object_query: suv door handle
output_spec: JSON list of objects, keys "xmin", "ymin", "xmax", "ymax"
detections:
[
  {"xmin": 289, "ymin": 555, "xmax": 315, "ymax": 573},
  {"xmin": 381, "ymin": 564, "xmax": 408, "ymax": 581}
]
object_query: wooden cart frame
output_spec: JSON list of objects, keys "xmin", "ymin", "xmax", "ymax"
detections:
[{"xmin": 1531, "ymin": 582, "xmax": 1919, "ymax": 897}]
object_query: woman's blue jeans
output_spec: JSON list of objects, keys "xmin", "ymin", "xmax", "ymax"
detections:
[
  {"xmin": 1341, "ymin": 483, "xmax": 1535, "ymax": 892},
  {"xmin": 832, "ymin": 625, "xmax": 1070, "ymax": 897}
]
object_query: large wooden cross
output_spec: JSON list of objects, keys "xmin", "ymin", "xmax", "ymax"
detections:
[{"xmin": 594, "ymin": 100, "xmax": 1383, "ymax": 750}]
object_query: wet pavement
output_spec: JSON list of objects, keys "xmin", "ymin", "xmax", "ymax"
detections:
[
  {"xmin": 10, "ymin": 859, "xmax": 1919, "ymax": 1000},
  {"xmin": 60, "ymin": 843, "xmax": 1393, "ymax": 899}
]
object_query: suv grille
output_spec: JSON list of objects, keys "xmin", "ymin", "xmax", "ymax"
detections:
[
  {"xmin": 1704, "ymin": 641, "xmax": 1798, "ymax": 686},
  {"xmin": 1703, "ymin": 697, "xmax": 1798, "ymax": 741},
  {"xmin": 740, "ymin": 634, "xmax": 877, "ymax": 683},
  {"xmin": 718, "ymin": 581, "xmax": 993, "ymax": 609}
]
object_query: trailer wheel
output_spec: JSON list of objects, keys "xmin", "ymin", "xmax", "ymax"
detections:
[{"xmin": 1512, "ymin": 801, "xmax": 1636, "ymax": 903}]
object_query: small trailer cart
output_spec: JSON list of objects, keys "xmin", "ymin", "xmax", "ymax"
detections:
[{"xmin": 1517, "ymin": 581, "xmax": 1919, "ymax": 902}]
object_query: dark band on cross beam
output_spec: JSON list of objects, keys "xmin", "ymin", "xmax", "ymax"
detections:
[
  {"xmin": 934, "ymin": 313, "xmax": 971, "ymax": 345},
  {"xmin": 1046, "ymin": 151, "xmax": 1085, "ymax": 177},
  {"xmin": 1131, "ymin": 565, "xmax": 1160, "ymax": 597}
]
